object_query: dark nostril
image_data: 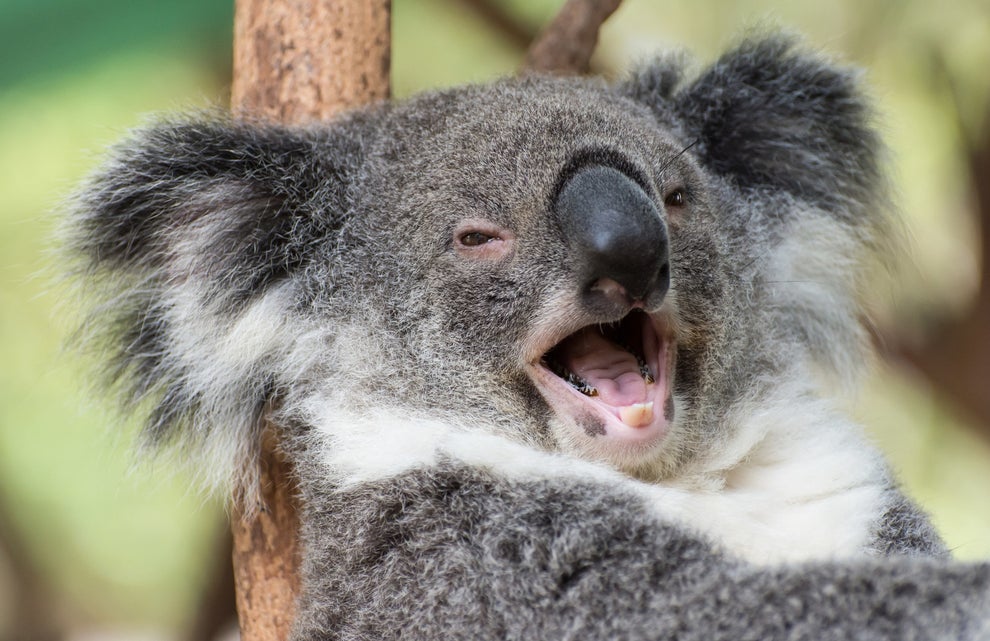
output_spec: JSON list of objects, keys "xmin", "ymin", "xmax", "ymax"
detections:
[{"xmin": 555, "ymin": 164, "xmax": 670, "ymax": 310}]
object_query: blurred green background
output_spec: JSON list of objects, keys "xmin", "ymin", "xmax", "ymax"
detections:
[{"xmin": 1, "ymin": 0, "xmax": 988, "ymax": 639}]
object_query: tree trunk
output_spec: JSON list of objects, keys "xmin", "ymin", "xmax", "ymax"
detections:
[
  {"xmin": 229, "ymin": 2, "xmax": 391, "ymax": 640},
  {"xmin": 232, "ymin": 0, "xmax": 391, "ymax": 124}
]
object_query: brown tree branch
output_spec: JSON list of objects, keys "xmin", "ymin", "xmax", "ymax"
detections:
[
  {"xmin": 184, "ymin": 526, "xmax": 237, "ymax": 641},
  {"xmin": 456, "ymin": 0, "xmax": 536, "ymax": 50},
  {"xmin": 523, "ymin": 0, "xmax": 622, "ymax": 75},
  {"xmin": 894, "ymin": 106, "xmax": 990, "ymax": 442},
  {"xmin": 882, "ymin": 51, "xmax": 990, "ymax": 444},
  {"xmin": 229, "ymin": 2, "xmax": 391, "ymax": 640},
  {"xmin": 0, "ymin": 486, "xmax": 63, "ymax": 641}
]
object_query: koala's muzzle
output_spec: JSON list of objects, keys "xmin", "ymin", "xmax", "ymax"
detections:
[{"xmin": 557, "ymin": 165, "xmax": 670, "ymax": 313}]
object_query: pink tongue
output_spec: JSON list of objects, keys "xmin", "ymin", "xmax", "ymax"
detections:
[{"xmin": 557, "ymin": 328, "xmax": 647, "ymax": 407}]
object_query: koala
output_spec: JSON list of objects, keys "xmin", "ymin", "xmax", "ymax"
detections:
[{"xmin": 68, "ymin": 35, "xmax": 990, "ymax": 639}]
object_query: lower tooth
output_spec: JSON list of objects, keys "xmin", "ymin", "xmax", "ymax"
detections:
[
  {"xmin": 567, "ymin": 373, "xmax": 598, "ymax": 397},
  {"xmin": 619, "ymin": 402, "xmax": 654, "ymax": 427}
]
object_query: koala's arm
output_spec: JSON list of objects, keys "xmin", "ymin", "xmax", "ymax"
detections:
[
  {"xmin": 293, "ymin": 465, "xmax": 988, "ymax": 641},
  {"xmin": 870, "ymin": 487, "xmax": 949, "ymax": 557}
]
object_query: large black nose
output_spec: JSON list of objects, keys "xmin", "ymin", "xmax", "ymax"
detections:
[{"xmin": 556, "ymin": 164, "xmax": 670, "ymax": 312}]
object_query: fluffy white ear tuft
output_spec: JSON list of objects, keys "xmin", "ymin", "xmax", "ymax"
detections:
[{"xmin": 64, "ymin": 116, "xmax": 368, "ymax": 495}]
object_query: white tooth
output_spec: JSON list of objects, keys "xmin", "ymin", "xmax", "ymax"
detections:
[{"xmin": 619, "ymin": 402, "xmax": 654, "ymax": 427}]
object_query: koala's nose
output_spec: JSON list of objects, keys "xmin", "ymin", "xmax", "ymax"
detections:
[{"xmin": 555, "ymin": 164, "xmax": 670, "ymax": 312}]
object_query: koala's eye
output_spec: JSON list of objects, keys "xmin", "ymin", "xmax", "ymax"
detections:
[
  {"xmin": 664, "ymin": 189, "xmax": 686, "ymax": 208},
  {"xmin": 453, "ymin": 221, "xmax": 516, "ymax": 260},
  {"xmin": 460, "ymin": 231, "xmax": 495, "ymax": 246}
]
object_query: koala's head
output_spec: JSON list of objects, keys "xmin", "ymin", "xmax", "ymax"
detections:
[{"xmin": 69, "ymin": 36, "xmax": 888, "ymax": 487}]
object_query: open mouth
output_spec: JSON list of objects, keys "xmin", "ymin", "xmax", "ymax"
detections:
[{"xmin": 529, "ymin": 309, "xmax": 674, "ymax": 455}]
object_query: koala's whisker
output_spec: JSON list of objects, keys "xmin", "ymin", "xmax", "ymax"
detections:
[
  {"xmin": 658, "ymin": 137, "xmax": 701, "ymax": 174},
  {"xmin": 734, "ymin": 241, "xmax": 786, "ymax": 277}
]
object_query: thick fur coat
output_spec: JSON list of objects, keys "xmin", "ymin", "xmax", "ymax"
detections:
[{"xmin": 68, "ymin": 36, "xmax": 989, "ymax": 639}]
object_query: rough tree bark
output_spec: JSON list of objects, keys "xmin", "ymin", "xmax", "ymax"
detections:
[
  {"xmin": 229, "ymin": 2, "xmax": 390, "ymax": 640},
  {"xmin": 232, "ymin": 0, "xmax": 390, "ymax": 123}
]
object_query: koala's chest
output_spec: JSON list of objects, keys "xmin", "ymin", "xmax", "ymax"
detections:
[{"xmin": 650, "ymin": 428, "xmax": 888, "ymax": 564}]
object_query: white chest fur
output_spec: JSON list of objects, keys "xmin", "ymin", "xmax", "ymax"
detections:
[{"xmin": 311, "ymin": 390, "xmax": 888, "ymax": 566}]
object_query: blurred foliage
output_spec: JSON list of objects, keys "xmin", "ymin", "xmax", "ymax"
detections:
[
  {"xmin": 0, "ymin": 0, "xmax": 988, "ymax": 638},
  {"xmin": 0, "ymin": 48, "xmax": 230, "ymax": 636},
  {"xmin": 0, "ymin": 0, "xmax": 232, "ymax": 89}
]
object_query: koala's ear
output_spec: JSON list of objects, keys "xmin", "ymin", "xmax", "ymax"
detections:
[
  {"xmin": 73, "ymin": 117, "xmax": 368, "ymax": 305},
  {"xmin": 66, "ymin": 115, "xmax": 370, "ymax": 488},
  {"xmin": 629, "ymin": 36, "xmax": 882, "ymax": 214}
]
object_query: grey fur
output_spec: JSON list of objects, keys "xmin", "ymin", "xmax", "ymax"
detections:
[
  {"xmin": 293, "ymin": 464, "xmax": 987, "ymax": 641},
  {"xmin": 66, "ymin": 35, "xmax": 989, "ymax": 639}
]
